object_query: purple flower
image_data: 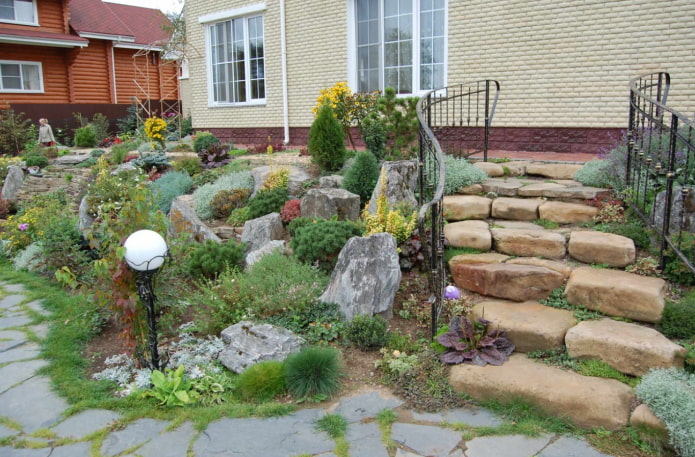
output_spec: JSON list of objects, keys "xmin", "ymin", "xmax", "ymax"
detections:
[
  {"xmin": 18, "ymin": 223, "xmax": 28, "ymax": 231},
  {"xmin": 444, "ymin": 285, "xmax": 461, "ymax": 300}
]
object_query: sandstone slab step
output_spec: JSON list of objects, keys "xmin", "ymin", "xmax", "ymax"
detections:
[
  {"xmin": 491, "ymin": 220, "xmax": 544, "ymax": 230},
  {"xmin": 491, "ymin": 228, "xmax": 567, "ymax": 259},
  {"xmin": 449, "ymin": 354, "xmax": 634, "ymax": 430},
  {"xmin": 472, "ymin": 300, "xmax": 577, "ymax": 352},
  {"xmin": 538, "ymin": 201, "xmax": 599, "ymax": 224},
  {"xmin": 526, "ymin": 163, "xmax": 583, "ymax": 180},
  {"xmin": 565, "ymin": 319, "xmax": 686, "ymax": 376},
  {"xmin": 517, "ymin": 182, "xmax": 566, "ymax": 197},
  {"xmin": 541, "ymin": 186, "xmax": 609, "ymax": 201},
  {"xmin": 568, "ymin": 231, "xmax": 636, "ymax": 267},
  {"xmin": 451, "ymin": 263, "xmax": 564, "ymax": 301},
  {"xmin": 444, "ymin": 220, "xmax": 491, "ymax": 250},
  {"xmin": 481, "ymin": 178, "xmax": 525, "ymax": 196},
  {"xmin": 505, "ymin": 257, "xmax": 573, "ymax": 278},
  {"xmin": 565, "ymin": 267, "xmax": 666, "ymax": 323},
  {"xmin": 491, "ymin": 197, "xmax": 542, "ymax": 221},
  {"xmin": 449, "ymin": 253, "xmax": 510, "ymax": 267},
  {"xmin": 443, "ymin": 195, "xmax": 491, "ymax": 220},
  {"xmin": 474, "ymin": 161, "xmax": 505, "ymax": 177}
]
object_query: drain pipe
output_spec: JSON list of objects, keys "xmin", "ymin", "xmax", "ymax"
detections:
[{"xmin": 280, "ymin": 0, "xmax": 290, "ymax": 145}]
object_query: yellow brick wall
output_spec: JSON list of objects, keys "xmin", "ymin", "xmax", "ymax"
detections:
[{"xmin": 186, "ymin": 0, "xmax": 695, "ymax": 133}]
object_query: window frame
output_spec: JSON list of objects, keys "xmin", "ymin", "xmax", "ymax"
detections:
[
  {"xmin": 0, "ymin": 60, "xmax": 44, "ymax": 93},
  {"xmin": 203, "ymin": 5, "xmax": 266, "ymax": 108},
  {"xmin": 347, "ymin": 0, "xmax": 448, "ymax": 95},
  {"xmin": 0, "ymin": 0, "xmax": 38, "ymax": 26}
]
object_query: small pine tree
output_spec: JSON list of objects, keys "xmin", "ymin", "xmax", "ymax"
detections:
[
  {"xmin": 343, "ymin": 150, "xmax": 379, "ymax": 205},
  {"xmin": 308, "ymin": 104, "xmax": 346, "ymax": 172}
]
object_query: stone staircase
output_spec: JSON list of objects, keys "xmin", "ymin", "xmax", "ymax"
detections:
[{"xmin": 442, "ymin": 161, "xmax": 686, "ymax": 431}]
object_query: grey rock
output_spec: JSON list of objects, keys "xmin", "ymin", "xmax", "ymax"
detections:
[
  {"xmin": 0, "ymin": 295, "xmax": 24, "ymax": 309},
  {"xmin": 0, "ymin": 376, "xmax": 68, "ymax": 432},
  {"xmin": 1, "ymin": 165, "xmax": 25, "ymax": 201},
  {"xmin": 2, "ymin": 283, "xmax": 25, "ymax": 293},
  {"xmin": 651, "ymin": 186, "xmax": 695, "ymax": 234},
  {"xmin": 168, "ymin": 195, "xmax": 222, "ymax": 243},
  {"xmin": 47, "ymin": 442, "xmax": 92, "ymax": 457},
  {"xmin": 346, "ymin": 422, "xmax": 389, "ymax": 457},
  {"xmin": 27, "ymin": 323, "xmax": 49, "ymax": 340},
  {"xmin": 320, "ymin": 175, "xmax": 344, "ymax": 188},
  {"xmin": 391, "ymin": 423, "xmax": 462, "ymax": 457},
  {"xmin": 77, "ymin": 196, "xmax": 94, "ymax": 233},
  {"xmin": 0, "ymin": 448, "xmax": 50, "ymax": 457},
  {"xmin": 52, "ymin": 409, "xmax": 122, "ymax": 439},
  {"xmin": 194, "ymin": 409, "xmax": 332, "ymax": 457},
  {"xmin": 0, "ymin": 330, "xmax": 28, "ymax": 351},
  {"xmin": 250, "ymin": 165, "xmax": 312, "ymax": 197},
  {"xmin": 240, "ymin": 212, "xmax": 285, "ymax": 253},
  {"xmin": 245, "ymin": 240, "xmax": 286, "ymax": 267},
  {"xmin": 464, "ymin": 434, "xmax": 552, "ymax": 457},
  {"xmin": 54, "ymin": 154, "xmax": 92, "ymax": 165},
  {"xmin": 538, "ymin": 436, "xmax": 613, "ymax": 457},
  {"xmin": 319, "ymin": 233, "xmax": 401, "ymax": 320},
  {"xmin": 23, "ymin": 300, "xmax": 49, "ymax": 317},
  {"xmin": 301, "ymin": 188, "xmax": 361, "ymax": 221},
  {"xmin": 334, "ymin": 391, "xmax": 403, "ymax": 423},
  {"xmin": 0, "ymin": 424, "xmax": 18, "ymax": 439},
  {"xmin": 412, "ymin": 406, "xmax": 502, "ymax": 427},
  {"xmin": 100, "ymin": 418, "xmax": 169, "ymax": 457},
  {"xmin": 125, "ymin": 421, "xmax": 195, "ymax": 457},
  {"xmin": 0, "ymin": 313, "xmax": 32, "ymax": 329},
  {"xmin": 219, "ymin": 321, "xmax": 303, "ymax": 373},
  {"xmin": 0, "ymin": 359, "xmax": 47, "ymax": 393},
  {"xmin": 367, "ymin": 160, "xmax": 418, "ymax": 213}
]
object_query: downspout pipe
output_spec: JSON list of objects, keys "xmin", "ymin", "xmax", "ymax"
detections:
[{"xmin": 280, "ymin": 0, "xmax": 290, "ymax": 145}]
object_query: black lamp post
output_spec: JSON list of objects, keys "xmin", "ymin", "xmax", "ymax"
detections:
[{"xmin": 123, "ymin": 229, "xmax": 168, "ymax": 371}]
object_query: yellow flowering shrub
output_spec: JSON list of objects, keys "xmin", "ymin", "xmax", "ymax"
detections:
[
  {"xmin": 144, "ymin": 117, "xmax": 167, "ymax": 149},
  {"xmin": 362, "ymin": 170, "xmax": 417, "ymax": 244}
]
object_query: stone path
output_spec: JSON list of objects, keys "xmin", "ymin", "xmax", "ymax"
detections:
[{"xmin": 0, "ymin": 281, "xmax": 617, "ymax": 457}]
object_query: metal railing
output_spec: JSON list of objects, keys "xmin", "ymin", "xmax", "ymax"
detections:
[
  {"xmin": 416, "ymin": 80, "xmax": 500, "ymax": 338},
  {"xmin": 627, "ymin": 72, "xmax": 695, "ymax": 275}
]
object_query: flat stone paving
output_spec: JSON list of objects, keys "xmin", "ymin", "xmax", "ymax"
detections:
[{"xmin": 0, "ymin": 281, "xmax": 615, "ymax": 457}]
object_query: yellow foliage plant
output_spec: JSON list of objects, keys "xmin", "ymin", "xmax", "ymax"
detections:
[
  {"xmin": 362, "ymin": 170, "xmax": 417, "ymax": 244},
  {"xmin": 144, "ymin": 117, "xmax": 167, "ymax": 150}
]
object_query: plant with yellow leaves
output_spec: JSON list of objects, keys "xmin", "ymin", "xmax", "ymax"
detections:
[
  {"xmin": 362, "ymin": 170, "xmax": 417, "ymax": 244},
  {"xmin": 144, "ymin": 117, "xmax": 167, "ymax": 150}
]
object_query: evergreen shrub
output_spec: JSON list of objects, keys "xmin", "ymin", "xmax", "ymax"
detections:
[
  {"xmin": 247, "ymin": 186, "xmax": 289, "ymax": 219},
  {"xmin": 210, "ymin": 188, "xmax": 251, "ymax": 219},
  {"xmin": 185, "ymin": 239, "xmax": 246, "ymax": 279},
  {"xmin": 172, "ymin": 156, "xmax": 203, "ymax": 176},
  {"xmin": 280, "ymin": 199, "xmax": 301, "ymax": 224},
  {"xmin": 308, "ymin": 104, "xmax": 346, "ymax": 172},
  {"xmin": 360, "ymin": 116, "xmax": 387, "ymax": 160},
  {"xmin": 74, "ymin": 125, "xmax": 97, "ymax": 148},
  {"xmin": 290, "ymin": 219, "xmax": 362, "ymax": 270},
  {"xmin": 343, "ymin": 150, "xmax": 379, "ymax": 205},
  {"xmin": 343, "ymin": 314, "xmax": 389, "ymax": 350},
  {"xmin": 659, "ymin": 292, "xmax": 695, "ymax": 339},
  {"xmin": 193, "ymin": 131, "xmax": 220, "ymax": 153}
]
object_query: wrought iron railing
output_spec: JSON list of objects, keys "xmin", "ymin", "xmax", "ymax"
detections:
[
  {"xmin": 416, "ymin": 80, "xmax": 500, "ymax": 338},
  {"xmin": 627, "ymin": 72, "xmax": 695, "ymax": 275}
]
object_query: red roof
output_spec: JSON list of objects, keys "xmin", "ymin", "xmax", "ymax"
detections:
[
  {"xmin": 0, "ymin": 26, "xmax": 89, "ymax": 47},
  {"xmin": 70, "ymin": 0, "xmax": 171, "ymax": 46}
]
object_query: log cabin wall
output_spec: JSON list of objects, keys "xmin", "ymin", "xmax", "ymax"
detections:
[
  {"xmin": 69, "ymin": 39, "xmax": 112, "ymax": 103},
  {"xmin": 0, "ymin": 46, "xmax": 70, "ymax": 104}
]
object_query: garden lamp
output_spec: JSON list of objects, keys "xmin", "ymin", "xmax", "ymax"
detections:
[{"xmin": 123, "ymin": 229, "xmax": 168, "ymax": 371}]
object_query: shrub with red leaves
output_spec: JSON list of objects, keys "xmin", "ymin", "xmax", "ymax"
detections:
[{"xmin": 280, "ymin": 199, "xmax": 301, "ymax": 224}]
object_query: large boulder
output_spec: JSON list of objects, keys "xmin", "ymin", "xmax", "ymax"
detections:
[
  {"xmin": 443, "ymin": 195, "xmax": 492, "ymax": 220},
  {"xmin": 319, "ymin": 233, "xmax": 401, "ymax": 320},
  {"xmin": 443, "ymin": 220, "xmax": 491, "ymax": 250},
  {"xmin": 300, "ymin": 188, "xmax": 361, "ymax": 221},
  {"xmin": 491, "ymin": 228, "xmax": 567, "ymax": 259},
  {"xmin": 651, "ymin": 187, "xmax": 695, "ymax": 234},
  {"xmin": 526, "ymin": 163, "xmax": 583, "ymax": 180},
  {"xmin": 538, "ymin": 201, "xmax": 599, "ymax": 224},
  {"xmin": 168, "ymin": 195, "xmax": 222, "ymax": 243},
  {"xmin": 245, "ymin": 240, "xmax": 286, "ymax": 267},
  {"xmin": 568, "ymin": 231, "xmax": 635, "ymax": 267},
  {"xmin": 449, "ymin": 354, "xmax": 634, "ymax": 430},
  {"xmin": 218, "ymin": 321, "xmax": 303, "ymax": 373},
  {"xmin": 565, "ymin": 319, "xmax": 686, "ymax": 376},
  {"xmin": 367, "ymin": 160, "xmax": 418, "ymax": 213},
  {"xmin": 240, "ymin": 212, "xmax": 285, "ymax": 253},
  {"xmin": 491, "ymin": 197, "xmax": 542, "ymax": 221},
  {"xmin": 1, "ymin": 165, "xmax": 24, "ymax": 201}
]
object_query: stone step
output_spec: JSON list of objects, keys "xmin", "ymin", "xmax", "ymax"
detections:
[
  {"xmin": 568, "ymin": 231, "xmax": 636, "ymax": 267},
  {"xmin": 456, "ymin": 178, "xmax": 609, "ymax": 201},
  {"xmin": 449, "ymin": 354, "xmax": 634, "ymax": 430},
  {"xmin": 566, "ymin": 319, "xmax": 686, "ymax": 376},
  {"xmin": 491, "ymin": 228, "xmax": 567, "ymax": 259},
  {"xmin": 471, "ymin": 300, "xmax": 577, "ymax": 353},
  {"xmin": 565, "ymin": 267, "xmax": 666, "ymax": 323}
]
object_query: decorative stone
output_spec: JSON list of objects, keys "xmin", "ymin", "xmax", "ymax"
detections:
[
  {"xmin": 651, "ymin": 187, "xmax": 695, "ymax": 233},
  {"xmin": 541, "ymin": 186, "xmax": 609, "ymax": 200},
  {"xmin": 491, "ymin": 228, "xmax": 567, "ymax": 259},
  {"xmin": 538, "ymin": 201, "xmax": 599, "ymax": 224},
  {"xmin": 319, "ymin": 175, "xmax": 343, "ymax": 188},
  {"xmin": 451, "ymin": 263, "xmax": 564, "ymax": 301},
  {"xmin": 565, "ymin": 267, "xmax": 666, "ymax": 323},
  {"xmin": 443, "ymin": 220, "xmax": 491, "ymax": 250},
  {"xmin": 319, "ymin": 233, "xmax": 401, "ymax": 320},
  {"xmin": 301, "ymin": 188, "xmax": 361, "ymax": 221},
  {"xmin": 505, "ymin": 257, "xmax": 573, "ymax": 278},
  {"xmin": 367, "ymin": 160, "xmax": 418, "ymax": 213},
  {"xmin": 491, "ymin": 197, "xmax": 543, "ymax": 221},
  {"xmin": 211, "ymin": 225, "xmax": 238, "ymax": 240},
  {"xmin": 78, "ymin": 195, "xmax": 94, "ymax": 233},
  {"xmin": 630, "ymin": 404, "xmax": 668, "ymax": 434},
  {"xmin": 481, "ymin": 178, "xmax": 524, "ymax": 196},
  {"xmin": 517, "ymin": 182, "xmax": 566, "ymax": 197},
  {"xmin": 458, "ymin": 183, "xmax": 484, "ymax": 195},
  {"xmin": 472, "ymin": 300, "xmax": 577, "ymax": 353},
  {"xmin": 449, "ymin": 354, "xmax": 634, "ymax": 430},
  {"xmin": 568, "ymin": 231, "xmax": 635, "ymax": 267},
  {"xmin": 245, "ymin": 240, "xmax": 286, "ymax": 267},
  {"xmin": 1, "ymin": 165, "xmax": 24, "ymax": 201},
  {"xmin": 240, "ymin": 212, "xmax": 285, "ymax": 253},
  {"xmin": 473, "ymin": 161, "xmax": 505, "ymax": 177},
  {"xmin": 168, "ymin": 195, "xmax": 222, "ymax": 243},
  {"xmin": 219, "ymin": 321, "xmax": 304, "ymax": 373},
  {"xmin": 443, "ymin": 195, "xmax": 492, "ymax": 220},
  {"xmin": 526, "ymin": 163, "xmax": 583, "ymax": 180},
  {"xmin": 250, "ymin": 165, "xmax": 311, "ymax": 197},
  {"xmin": 565, "ymin": 319, "xmax": 685, "ymax": 376}
]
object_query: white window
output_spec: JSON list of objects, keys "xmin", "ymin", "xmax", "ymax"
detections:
[
  {"xmin": 0, "ymin": 0, "xmax": 37, "ymax": 25},
  {"xmin": 0, "ymin": 61, "xmax": 43, "ymax": 93},
  {"xmin": 353, "ymin": 0, "xmax": 446, "ymax": 94},
  {"xmin": 208, "ymin": 14, "xmax": 265, "ymax": 105}
]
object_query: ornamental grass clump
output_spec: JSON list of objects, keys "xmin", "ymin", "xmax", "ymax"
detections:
[
  {"xmin": 284, "ymin": 346, "xmax": 342, "ymax": 401},
  {"xmin": 235, "ymin": 360, "xmax": 287, "ymax": 402}
]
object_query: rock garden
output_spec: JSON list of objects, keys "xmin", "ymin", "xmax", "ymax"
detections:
[{"xmin": 0, "ymin": 89, "xmax": 694, "ymax": 457}]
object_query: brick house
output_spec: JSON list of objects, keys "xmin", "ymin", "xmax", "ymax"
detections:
[
  {"xmin": 183, "ymin": 0, "xmax": 695, "ymax": 154},
  {"xmin": 0, "ymin": 0, "xmax": 179, "ymax": 133}
]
